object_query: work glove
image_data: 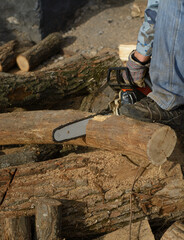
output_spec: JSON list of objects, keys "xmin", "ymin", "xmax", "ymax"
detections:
[{"xmin": 123, "ymin": 50, "xmax": 150, "ymax": 88}]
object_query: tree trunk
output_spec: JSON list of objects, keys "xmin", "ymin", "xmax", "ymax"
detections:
[
  {"xmin": 3, "ymin": 216, "xmax": 32, "ymax": 240},
  {"xmin": 0, "ymin": 50, "xmax": 120, "ymax": 111},
  {"xmin": 16, "ymin": 32, "xmax": 63, "ymax": 72},
  {"xmin": 35, "ymin": 198, "xmax": 62, "ymax": 240},
  {"xmin": 0, "ymin": 110, "xmax": 177, "ymax": 166},
  {"xmin": 0, "ymin": 150, "xmax": 183, "ymax": 238}
]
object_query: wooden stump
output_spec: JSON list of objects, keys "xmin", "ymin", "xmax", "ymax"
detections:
[
  {"xmin": 3, "ymin": 216, "xmax": 32, "ymax": 240},
  {"xmin": 35, "ymin": 198, "xmax": 62, "ymax": 240},
  {"xmin": 16, "ymin": 32, "xmax": 62, "ymax": 71}
]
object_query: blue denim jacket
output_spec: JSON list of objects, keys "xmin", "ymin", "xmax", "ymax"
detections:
[{"xmin": 136, "ymin": 0, "xmax": 159, "ymax": 56}]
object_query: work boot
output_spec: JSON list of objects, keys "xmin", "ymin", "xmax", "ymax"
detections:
[{"xmin": 119, "ymin": 96, "xmax": 184, "ymax": 127}]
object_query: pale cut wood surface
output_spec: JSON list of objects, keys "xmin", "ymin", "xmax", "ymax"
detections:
[
  {"xmin": 119, "ymin": 44, "xmax": 136, "ymax": 61},
  {"xmin": 16, "ymin": 32, "xmax": 62, "ymax": 71}
]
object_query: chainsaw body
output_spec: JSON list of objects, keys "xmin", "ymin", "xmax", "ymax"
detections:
[{"xmin": 107, "ymin": 67, "xmax": 152, "ymax": 114}]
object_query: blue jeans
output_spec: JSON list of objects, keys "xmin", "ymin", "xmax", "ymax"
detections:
[{"xmin": 148, "ymin": 0, "xmax": 184, "ymax": 110}]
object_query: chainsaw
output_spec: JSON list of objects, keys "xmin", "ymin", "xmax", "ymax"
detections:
[{"xmin": 53, "ymin": 67, "xmax": 152, "ymax": 143}]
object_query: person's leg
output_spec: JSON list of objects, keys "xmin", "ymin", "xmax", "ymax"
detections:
[
  {"xmin": 119, "ymin": 0, "xmax": 184, "ymax": 125},
  {"xmin": 149, "ymin": 0, "xmax": 184, "ymax": 110}
]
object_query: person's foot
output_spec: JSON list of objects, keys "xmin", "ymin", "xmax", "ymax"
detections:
[{"xmin": 119, "ymin": 97, "xmax": 184, "ymax": 127}]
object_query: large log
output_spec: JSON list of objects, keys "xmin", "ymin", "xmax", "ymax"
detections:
[
  {"xmin": 0, "ymin": 150, "xmax": 183, "ymax": 238},
  {"xmin": 0, "ymin": 50, "xmax": 121, "ymax": 111},
  {"xmin": 16, "ymin": 32, "xmax": 63, "ymax": 72},
  {"xmin": 0, "ymin": 110, "xmax": 177, "ymax": 166}
]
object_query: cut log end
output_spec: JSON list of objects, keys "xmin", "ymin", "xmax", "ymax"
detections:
[
  {"xmin": 16, "ymin": 55, "xmax": 30, "ymax": 72},
  {"xmin": 147, "ymin": 125, "xmax": 177, "ymax": 166}
]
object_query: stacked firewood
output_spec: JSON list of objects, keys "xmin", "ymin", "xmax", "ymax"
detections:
[{"xmin": 0, "ymin": 33, "xmax": 184, "ymax": 240}]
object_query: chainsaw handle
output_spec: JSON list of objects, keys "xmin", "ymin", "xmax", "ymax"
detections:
[{"xmin": 107, "ymin": 67, "xmax": 135, "ymax": 88}]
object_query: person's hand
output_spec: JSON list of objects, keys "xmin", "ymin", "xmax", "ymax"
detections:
[{"xmin": 123, "ymin": 50, "xmax": 150, "ymax": 87}]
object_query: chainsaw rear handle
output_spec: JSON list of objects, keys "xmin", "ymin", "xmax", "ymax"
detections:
[
  {"xmin": 107, "ymin": 67, "xmax": 134, "ymax": 88},
  {"xmin": 107, "ymin": 67, "xmax": 152, "ymax": 91}
]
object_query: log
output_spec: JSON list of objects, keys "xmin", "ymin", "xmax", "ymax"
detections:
[
  {"xmin": 35, "ymin": 198, "xmax": 62, "ymax": 240},
  {"xmin": 0, "ymin": 150, "xmax": 183, "ymax": 238},
  {"xmin": 0, "ymin": 40, "xmax": 34, "ymax": 73},
  {"xmin": 0, "ymin": 50, "xmax": 121, "ymax": 111},
  {"xmin": 0, "ymin": 145, "xmax": 62, "ymax": 169},
  {"xmin": 95, "ymin": 220, "xmax": 155, "ymax": 240},
  {"xmin": 0, "ymin": 40, "xmax": 18, "ymax": 72},
  {"xmin": 3, "ymin": 216, "xmax": 32, "ymax": 240},
  {"xmin": 161, "ymin": 221, "xmax": 184, "ymax": 240},
  {"xmin": 16, "ymin": 32, "xmax": 62, "ymax": 72},
  {"xmin": 0, "ymin": 109, "xmax": 177, "ymax": 166}
]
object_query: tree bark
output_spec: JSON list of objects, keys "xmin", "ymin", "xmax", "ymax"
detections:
[
  {"xmin": 0, "ymin": 150, "xmax": 183, "ymax": 238},
  {"xmin": 0, "ymin": 40, "xmax": 34, "ymax": 73},
  {"xmin": 0, "ymin": 50, "xmax": 121, "ymax": 111},
  {"xmin": 0, "ymin": 145, "xmax": 62, "ymax": 169},
  {"xmin": 0, "ymin": 40, "xmax": 18, "ymax": 72},
  {"xmin": 35, "ymin": 198, "xmax": 62, "ymax": 240},
  {"xmin": 3, "ymin": 216, "xmax": 32, "ymax": 240},
  {"xmin": 16, "ymin": 32, "xmax": 63, "ymax": 72},
  {"xmin": 0, "ymin": 110, "xmax": 177, "ymax": 166},
  {"xmin": 96, "ymin": 220, "xmax": 155, "ymax": 240}
]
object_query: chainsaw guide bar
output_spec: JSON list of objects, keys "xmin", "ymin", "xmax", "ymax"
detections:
[{"xmin": 53, "ymin": 115, "xmax": 97, "ymax": 143}]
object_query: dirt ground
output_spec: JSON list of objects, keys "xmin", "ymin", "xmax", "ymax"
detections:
[{"xmin": 62, "ymin": 0, "xmax": 144, "ymax": 57}]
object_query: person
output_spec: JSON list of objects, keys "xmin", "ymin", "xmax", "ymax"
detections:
[{"xmin": 119, "ymin": 0, "xmax": 184, "ymax": 126}]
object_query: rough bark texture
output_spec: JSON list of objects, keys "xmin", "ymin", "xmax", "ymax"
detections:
[
  {"xmin": 0, "ymin": 110, "xmax": 177, "ymax": 166},
  {"xmin": 0, "ymin": 145, "xmax": 62, "ymax": 169},
  {"xmin": 0, "ymin": 40, "xmax": 18, "ymax": 72},
  {"xmin": 0, "ymin": 150, "xmax": 183, "ymax": 238},
  {"xmin": 95, "ymin": 220, "xmax": 155, "ymax": 240},
  {"xmin": 0, "ymin": 50, "xmax": 120, "ymax": 111},
  {"xmin": 0, "ymin": 40, "xmax": 34, "ymax": 73},
  {"xmin": 35, "ymin": 198, "xmax": 62, "ymax": 240},
  {"xmin": 3, "ymin": 216, "xmax": 32, "ymax": 240},
  {"xmin": 16, "ymin": 32, "xmax": 63, "ymax": 72}
]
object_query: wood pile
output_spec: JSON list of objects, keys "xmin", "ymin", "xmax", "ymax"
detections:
[{"xmin": 0, "ymin": 34, "xmax": 183, "ymax": 240}]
